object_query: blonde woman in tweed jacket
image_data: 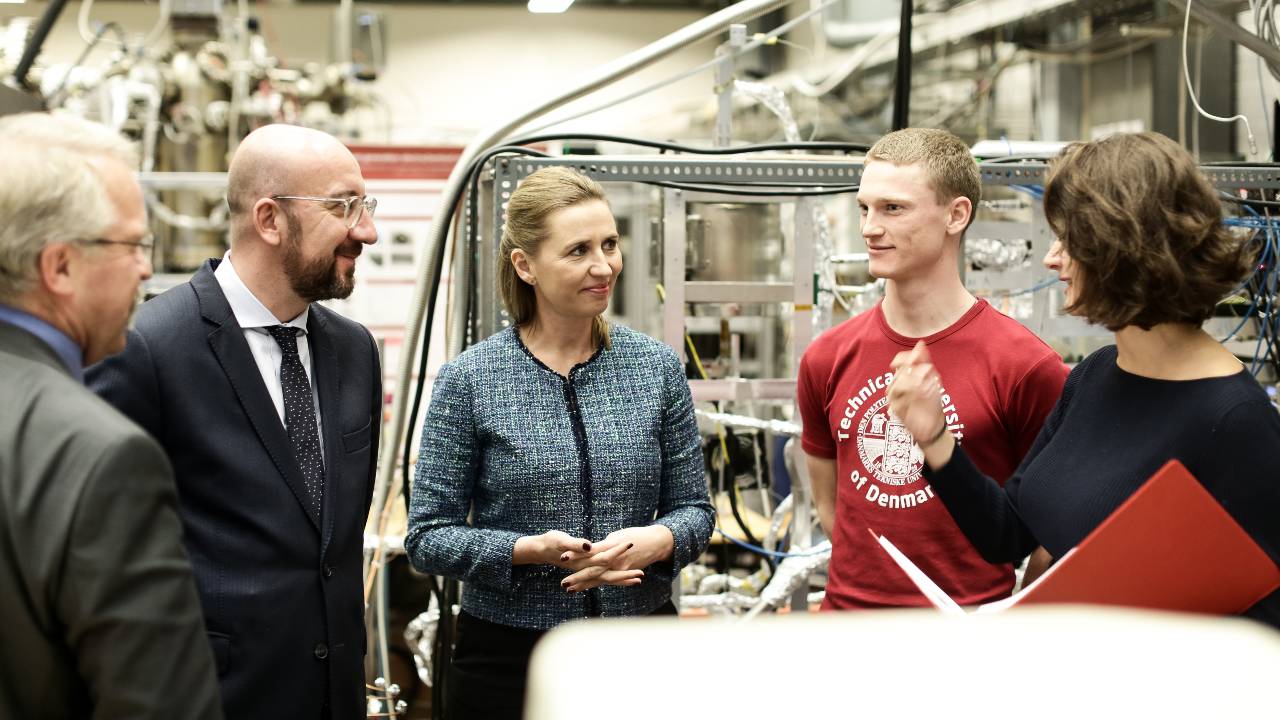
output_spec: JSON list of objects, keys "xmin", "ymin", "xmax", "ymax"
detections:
[{"xmin": 407, "ymin": 167, "xmax": 714, "ymax": 720}]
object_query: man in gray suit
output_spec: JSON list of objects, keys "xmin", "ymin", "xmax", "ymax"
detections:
[{"xmin": 0, "ymin": 112, "xmax": 222, "ymax": 720}]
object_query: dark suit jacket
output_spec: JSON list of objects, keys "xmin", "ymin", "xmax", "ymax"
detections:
[
  {"xmin": 0, "ymin": 321, "xmax": 221, "ymax": 720},
  {"xmin": 88, "ymin": 259, "xmax": 382, "ymax": 720}
]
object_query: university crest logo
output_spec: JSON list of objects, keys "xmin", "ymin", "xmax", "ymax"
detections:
[{"xmin": 835, "ymin": 372, "xmax": 967, "ymax": 510}]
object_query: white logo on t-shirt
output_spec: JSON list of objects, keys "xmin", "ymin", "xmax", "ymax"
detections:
[
  {"xmin": 835, "ymin": 372, "xmax": 967, "ymax": 510},
  {"xmin": 856, "ymin": 396, "xmax": 921, "ymax": 486}
]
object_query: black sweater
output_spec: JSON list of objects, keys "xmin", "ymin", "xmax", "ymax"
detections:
[{"xmin": 926, "ymin": 345, "xmax": 1280, "ymax": 629}]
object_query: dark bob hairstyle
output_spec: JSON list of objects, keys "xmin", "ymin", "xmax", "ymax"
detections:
[{"xmin": 1042, "ymin": 132, "xmax": 1253, "ymax": 331}]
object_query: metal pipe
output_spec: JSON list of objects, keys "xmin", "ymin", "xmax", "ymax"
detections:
[
  {"xmin": 11, "ymin": 0, "xmax": 70, "ymax": 90},
  {"xmin": 367, "ymin": 0, "xmax": 796, "ymax": 584},
  {"xmin": 374, "ymin": 556, "xmax": 394, "ymax": 719},
  {"xmin": 1163, "ymin": 0, "xmax": 1280, "ymax": 70}
]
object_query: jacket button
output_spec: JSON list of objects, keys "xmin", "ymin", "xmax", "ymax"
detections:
[
  {"xmin": 314, "ymin": 643, "xmax": 329, "ymax": 660},
  {"xmin": 323, "ymin": 564, "xmax": 334, "ymax": 579}
]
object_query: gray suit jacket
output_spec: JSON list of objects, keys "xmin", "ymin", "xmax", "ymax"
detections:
[{"xmin": 0, "ymin": 321, "xmax": 222, "ymax": 720}]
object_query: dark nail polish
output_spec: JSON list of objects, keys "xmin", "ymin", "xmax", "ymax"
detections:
[
  {"xmin": 627, "ymin": 543, "xmax": 635, "ymax": 550},
  {"xmin": 582, "ymin": 542, "xmax": 591, "ymax": 551},
  {"xmin": 560, "ymin": 554, "xmax": 569, "ymax": 562}
]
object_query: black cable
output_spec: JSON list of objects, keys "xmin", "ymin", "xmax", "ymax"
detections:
[
  {"xmin": 47, "ymin": 21, "xmax": 124, "ymax": 105},
  {"xmin": 11, "ymin": 0, "xmax": 69, "ymax": 90},
  {"xmin": 497, "ymin": 133, "xmax": 870, "ymax": 156},
  {"xmin": 891, "ymin": 0, "xmax": 914, "ymax": 130},
  {"xmin": 980, "ymin": 154, "xmax": 1057, "ymax": 163},
  {"xmin": 1202, "ymin": 160, "xmax": 1280, "ymax": 167},
  {"xmin": 1274, "ymin": 100, "xmax": 1279, "ymax": 163},
  {"xmin": 429, "ymin": 576, "xmax": 459, "ymax": 720},
  {"xmin": 399, "ymin": 197, "xmax": 466, "ymax": 514},
  {"xmin": 465, "ymin": 146, "xmax": 554, "ymax": 291},
  {"xmin": 716, "ymin": 430, "xmax": 775, "ymax": 578},
  {"xmin": 399, "ymin": 147, "xmax": 549, "ymax": 517},
  {"xmin": 644, "ymin": 179, "xmax": 858, "ymax": 197},
  {"xmin": 426, "ymin": 575, "xmax": 444, "ymax": 720}
]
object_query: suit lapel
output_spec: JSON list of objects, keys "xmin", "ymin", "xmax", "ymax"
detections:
[
  {"xmin": 193, "ymin": 261, "xmax": 322, "ymax": 533},
  {"xmin": 308, "ymin": 307, "xmax": 342, "ymax": 556}
]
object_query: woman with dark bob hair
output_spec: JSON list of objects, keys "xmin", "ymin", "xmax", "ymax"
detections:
[
  {"xmin": 888, "ymin": 132, "xmax": 1280, "ymax": 627},
  {"xmin": 405, "ymin": 166, "xmax": 714, "ymax": 719}
]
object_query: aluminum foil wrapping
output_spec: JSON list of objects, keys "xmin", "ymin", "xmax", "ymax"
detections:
[
  {"xmin": 744, "ymin": 541, "xmax": 832, "ymax": 620},
  {"xmin": 402, "ymin": 594, "xmax": 439, "ymax": 687},
  {"xmin": 966, "ymin": 236, "xmax": 1030, "ymax": 271},
  {"xmin": 812, "ymin": 207, "xmax": 837, "ymax": 335},
  {"xmin": 763, "ymin": 494, "xmax": 793, "ymax": 554},
  {"xmin": 680, "ymin": 593, "xmax": 760, "ymax": 612},
  {"xmin": 734, "ymin": 79, "xmax": 801, "ymax": 143}
]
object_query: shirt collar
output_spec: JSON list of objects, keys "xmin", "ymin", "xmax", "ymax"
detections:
[
  {"xmin": 0, "ymin": 303, "xmax": 85, "ymax": 381},
  {"xmin": 214, "ymin": 252, "xmax": 309, "ymax": 332}
]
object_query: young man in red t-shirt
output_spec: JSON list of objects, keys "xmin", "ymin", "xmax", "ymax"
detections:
[{"xmin": 797, "ymin": 128, "xmax": 1068, "ymax": 608}]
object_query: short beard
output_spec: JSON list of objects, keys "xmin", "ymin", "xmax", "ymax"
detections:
[{"xmin": 280, "ymin": 207, "xmax": 355, "ymax": 302}]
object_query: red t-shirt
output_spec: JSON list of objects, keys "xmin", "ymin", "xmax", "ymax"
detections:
[{"xmin": 797, "ymin": 299, "xmax": 1068, "ymax": 608}]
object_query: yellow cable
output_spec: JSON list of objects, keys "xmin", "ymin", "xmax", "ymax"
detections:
[{"xmin": 654, "ymin": 282, "xmax": 730, "ymax": 465}]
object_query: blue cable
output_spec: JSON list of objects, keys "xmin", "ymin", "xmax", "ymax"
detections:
[
  {"xmin": 1221, "ymin": 293, "xmax": 1260, "ymax": 343},
  {"xmin": 1249, "ymin": 215, "xmax": 1280, "ymax": 375},
  {"xmin": 713, "ymin": 528, "xmax": 828, "ymax": 559},
  {"xmin": 1263, "ymin": 217, "xmax": 1280, "ymax": 372},
  {"xmin": 1221, "ymin": 227, "xmax": 1272, "ymax": 342},
  {"xmin": 1003, "ymin": 276, "xmax": 1059, "ymax": 297},
  {"xmin": 1010, "ymin": 184, "xmax": 1044, "ymax": 200}
]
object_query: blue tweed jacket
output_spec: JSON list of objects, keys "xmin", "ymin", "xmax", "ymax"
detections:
[{"xmin": 405, "ymin": 324, "xmax": 714, "ymax": 630}]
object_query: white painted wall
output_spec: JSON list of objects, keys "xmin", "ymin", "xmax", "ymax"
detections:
[{"xmin": 0, "ymin": 1, "xmax": 722, "ymax": 143}]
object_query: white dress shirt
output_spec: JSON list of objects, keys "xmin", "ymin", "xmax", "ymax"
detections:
[{"xmin": 214, "ymin": 253, "xmax": 325, "ymax": 462}]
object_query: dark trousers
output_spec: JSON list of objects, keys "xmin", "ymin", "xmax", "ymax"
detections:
[{"xmin": 445, "ymin": 601, "xmax": 677, "ymax": 720}]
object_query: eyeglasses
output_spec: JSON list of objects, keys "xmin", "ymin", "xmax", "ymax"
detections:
[
  {"xmin": 271, "ymin": 194, "xmax": 378, "ymax": 229},
  {"xmin": 76, "ymin": 236, "xmax": 155, "ymax": 254}
]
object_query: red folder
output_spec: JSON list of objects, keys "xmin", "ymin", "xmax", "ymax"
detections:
[{"xmin": 876, "ymin": 459, "xmax": 1280, "ymax": 616}]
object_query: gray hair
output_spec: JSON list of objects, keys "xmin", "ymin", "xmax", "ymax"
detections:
[{"xmin": 0, "ymin": 112, "xmax": 139, "ymax": 301}]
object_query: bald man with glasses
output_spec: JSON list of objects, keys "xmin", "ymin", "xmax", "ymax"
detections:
[{"xmin": 89, "ymin": 124, "xmax": 383, "ymax": 720}]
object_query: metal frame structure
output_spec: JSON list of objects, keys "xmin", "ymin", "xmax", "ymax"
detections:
[
  {"xmin": 477, "ymin": 155, "xmax": 1280, "ymax": 344},
  {"xmin": 468, "ymin": 153, "xmax": 1280, "ymax": 614},
  {"xmin": 477, "ymin": 155, "xmax": 861, "ymax": 403}
]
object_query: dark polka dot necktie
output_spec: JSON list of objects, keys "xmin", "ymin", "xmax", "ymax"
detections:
[{"xmin": 268, "ymin": 324, "xmax": 324, "ymax": 521}]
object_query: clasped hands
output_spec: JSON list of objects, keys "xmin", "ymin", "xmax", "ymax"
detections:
[{"xmin": 514, "ymin": 525, "xmax": 674, "ymax": 593}]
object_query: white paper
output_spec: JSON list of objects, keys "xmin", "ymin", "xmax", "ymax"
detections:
[{"xmin": 871, "ymin": 531, "xmax": 968, "ymax": 617}]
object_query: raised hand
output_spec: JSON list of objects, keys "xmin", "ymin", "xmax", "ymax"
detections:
[{"xmin": 887, "ymin": 340, "xmax": 955, "ymax": 468}]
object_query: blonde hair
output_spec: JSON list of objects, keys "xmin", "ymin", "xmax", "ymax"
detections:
[
  {"xmin": 498, "ymin": 166, "xmax": 613, "ymax": 348},
  {"xmin": 866, "ymin": 127, "xmax": 981, "ymax": 231}
]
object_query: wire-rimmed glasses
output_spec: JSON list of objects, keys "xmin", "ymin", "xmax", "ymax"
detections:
[
  {"xmin": 76, "ymin": 235, "xmax": 155, "ymax": 254},
  {"xmin": 272, "ymin": 194, "xmax": 378, "ymax": 229}
]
